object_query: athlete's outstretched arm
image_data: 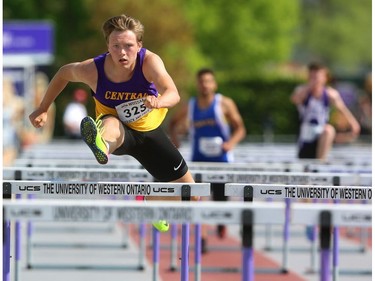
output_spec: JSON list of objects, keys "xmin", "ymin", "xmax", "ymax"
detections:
[
  {"xmin": 222, "ymin": 97, "xmax": 246, "ymax": 151},
  {"xmin": 290, "ymin": 85, "xmax": 308, "ymax": 105},
  {"xmin": 29, "ymin": 59, "xmax": 95, "ymax": 128},
  {"xmin": 328, "ymin": 88, "xmax": 360, "ymax": 137},
  {"xmin": 142, "ymin": 51, "xmax": 180, "ymax": 109}
]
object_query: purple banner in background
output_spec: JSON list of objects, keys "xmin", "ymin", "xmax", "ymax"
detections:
[{"xmin": 3, "ymin": 21, "xmax": 54, "ymax": 55}]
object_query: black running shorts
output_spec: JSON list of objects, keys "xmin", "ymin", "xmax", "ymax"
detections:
[
  {"xmin": 298, "ymin": 139, "xmax": 318, "ymax": 159},
  {"xmin": 112, "ymin": 124, "xmax": 188, "ymax": 182}
]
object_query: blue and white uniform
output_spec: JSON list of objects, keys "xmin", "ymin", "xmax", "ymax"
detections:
[
  {"xmin": 188, "ymin": 94, "xmax": 233, "ymax": 162},
  {"xmin": 297, "ymin": 89, "xmax": 330, "ymax": 158}
]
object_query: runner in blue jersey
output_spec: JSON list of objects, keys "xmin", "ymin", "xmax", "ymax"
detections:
[
  {"xmin": 291, "ymin": 62, "xmax": 360, "ymax": 161},
  {"xmin": 189, "ymin": 92, "xmax": 234, "ymax": 162},
  {"xmin": 169, "ymin": 68, "xmax": 246, "ymax": 252},
  {"xmin": 29, "ymin": 14, "xmax": 197, "ymax": 233}
]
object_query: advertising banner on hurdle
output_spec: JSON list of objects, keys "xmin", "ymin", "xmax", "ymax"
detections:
[
  {"xmin": 196, "ymin": 171, "xmax": 371, "ymax": 186},
  {"xmin": 3, "ymin": 180, "xmax": 210, "ymax": 197},
  {"xmin": 3, "ymin": 167, "xmax": 153, "ymax": 182},
  {"xmin": 225, "ymin": 183, "xmax": 372, "ymax": 201},
  {"xmin": 3, "ymin": 200, "xmax": 371, "ymax": 227},
  {"xmin": 3, "ymin": 200, "xmax": 286, "ymax": 225},
  {"xmin": 4, "ymin": 167, "xmax": 371, "ymax": 186},
  {"xmin": 292, "ymin": 203, "xmax": 372, "ymax": 227}
]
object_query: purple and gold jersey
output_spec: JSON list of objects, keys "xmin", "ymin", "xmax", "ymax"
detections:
[{"xmin": 92, "ymin": 48, "xmax": 167, "ymax": 131}]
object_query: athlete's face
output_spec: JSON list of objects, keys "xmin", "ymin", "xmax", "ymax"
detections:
[
  {"xmin": 197, "ymin": 73, "xmax": 217, "ymax": 96},
  {"xmin": 107, "ymin": 30, "xmax": 141, "ymax": 68},
  {"xmin": 308, "ymin": 69, "xmax": 328, "ymax": 88}
]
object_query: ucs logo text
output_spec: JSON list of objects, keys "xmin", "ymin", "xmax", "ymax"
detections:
[{"xmin": 19, "ymin": 186, "xmax": 41, "ymax": 192}]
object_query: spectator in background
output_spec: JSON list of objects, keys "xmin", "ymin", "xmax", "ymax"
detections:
[
  {"xmin": 22, "ymin": 72, "xmax": 56, "ymax": 147},
  {"xmin": 169, "ymin": 68, "xmax": 246, "ymax": 253},
  {"xmin": 63, "ymin": 88, "xmax": 88, "ymax": 139},
  {"xmin": 358, "ymin": 72, "xmax": 372, "ymax": 136},
  {"xmin": 3, "ymin": 77, "xmax": 25, "ymax": 166},
  {"xmin": 290, "ymin": 62, "xmax": 360, "ymax": 161}
]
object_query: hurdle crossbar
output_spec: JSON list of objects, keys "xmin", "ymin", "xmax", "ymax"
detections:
[
  {"xmin": 225, "ymin": 183, "xmax": 372, "ymax": 201},
  {"xmin": 224, "ymin": 183, "xmax": 372, "ymax": 279},
  {"xmin": 3, "ymin": 180, "xmax": 210, "ymax": 197},
  {"xmin": 4, "ymin": 200, "xmax": 371, "ymax": 226},
  {"xmin": 4, "ymin": 167, "xmax": 371, "ymax": 186},
  {"xmin": 12, "ymin": 158, "xmax": 372, "ymax": 173},
  {"xmin": 2, "ymin": 181, "xmax": 210, "ymax": 280},
  {"xmin": 4, "ymin": 167, "xmax": 153, "ymax": 182},
  {"xmin": 3, "ymin": 200, "xmax": 372, "ymax": 281}
]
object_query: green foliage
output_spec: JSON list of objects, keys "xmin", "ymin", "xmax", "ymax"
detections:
[
  {"xmin": 297, "ymin": 0, "xmax": 372, "ymax": 73},
  {"xmin": 183, "ymin": 0, "xmax": 300, "ymax": 73},
  {"xmin": 4, "ymin": 0, "xmax": 370, "ymax": 138},
  {"xmin": 213, "ymin": 77, "xmax": 303, "ymax": 135}
]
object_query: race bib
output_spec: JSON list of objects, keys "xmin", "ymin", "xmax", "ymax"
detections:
[
  {"xmin": 199, "ymin": 137, "xmax": 223, "ymax": 157},
  {"xmin": 115, "ymin": 99, "xmax": 152, "ymax": 123},
  {"xmin": 300, "ymin": 123, "xmax": 323, "ymax": 142}
]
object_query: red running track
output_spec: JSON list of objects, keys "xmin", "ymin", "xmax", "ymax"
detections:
[{"xmin": 130, "ymin": 224, "xmax": 306, "ymax": 281}]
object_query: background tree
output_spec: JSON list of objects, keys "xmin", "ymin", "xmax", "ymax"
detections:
[
  {"xmin": 183, "ymin": 0, "xmax": 300, "ymax": 77},
  {"xmin": 4, "ymin": 0, "xmax": 371, "ymax": 138},
  {"xmin": 295, "ymin": 0, "xmax": 372, "ymax": 76}
]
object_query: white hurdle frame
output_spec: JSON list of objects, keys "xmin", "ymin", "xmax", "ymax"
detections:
[
  {"xmin": 171, "ymin": 169, "xmax": 371, "ymax": 275},
  {"xmin": 4, "ymin": 166, "xmax": 372, "ymax": 276},
  {"xmin": 2, "ymin": 180, "xmax": 210, "ymax": 281},
  {"xmin": 4, "ymin": 166, "xmax": 371, "ymax": 186},
  {"xmin": 3, "ymin": 199, "xmax": 371, "ymax": 281},
  {"xmin": 225, "ymin": 183, "xmax": 372, "ymax": 281},
  {"xmin": 12, "ymin": 157, "xmax": 372, "ymax": 173}
]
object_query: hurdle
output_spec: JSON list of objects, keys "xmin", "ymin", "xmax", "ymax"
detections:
[
  {"xmin": 13, "ymin": 139, "xmax": 372, "ymax": 172},
  {"xmin": 2, "ymin": 180, "xmax": 210, "ymax": 281},
  {"xmin": 3, "ymin": 166, "xmax": 152, "ymax": 242},
  {"xmin": 18, "ymin": 138, "xmax": 371, "ymax": 167},
  {"xmin": 178, "ymin": 182, "xmax": 372, "ymax": 278},
  {"xmin": 3, "ymin": 166, "xmax": 152, "ymax": 233},
  {"xmin": 12, "ymin": 157, "xmax": 372, "ymax": 174},
  {"xmin": 3, "ymin": 167, "xmax": 154, "ymax": 182},
  {"xmin": 225, "ymin": 183, "xmax": 372, "ymax": 280},
  {"xmin": 193, "ymin": 169, "xmax": 371, "ymax": 254},
  {"xmin": 175, "ymin": 169, "xmax": 371, "ymax": 274},
  {"xmin": 230, "ymin": 142, "xmax": 371, "ymax": 164},
  {"xmin": 193, "ymin": 170, "xmax": 372, "ymax": 186},
  {"xmin": 13, "ymin": 157, "xmax": 144, "ymax": 169},
  {"xmin": 179, "ymin": 141, "xmax": 371, "ymax": 164},
  {"xmin": 4, "ymin": 166, "xmax": 371, "ymax": 188},
  {"xmin": 5, "ymin": 166, "xmax": 372, "ymax": 275},
  {"xmin": 3, "ymin": 166, "xmax": 154, "ymax": 273},
  {"xmin": 3, "ymin": 199, "xmax": 372, "ymax": 281}
]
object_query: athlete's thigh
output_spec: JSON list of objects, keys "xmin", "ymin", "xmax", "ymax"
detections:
[
  {"xmin": 101, "ymin": 115, "xmax": 125, "ymax": 149},
  {"xmin": 135, "ymin": 127, "xmax": 188, "ymax": 182}
]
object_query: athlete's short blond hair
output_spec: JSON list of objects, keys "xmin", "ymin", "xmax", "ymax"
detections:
[{"xmin": 102, "ymin": 14, "xmax": 144, "ymax": 43}]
